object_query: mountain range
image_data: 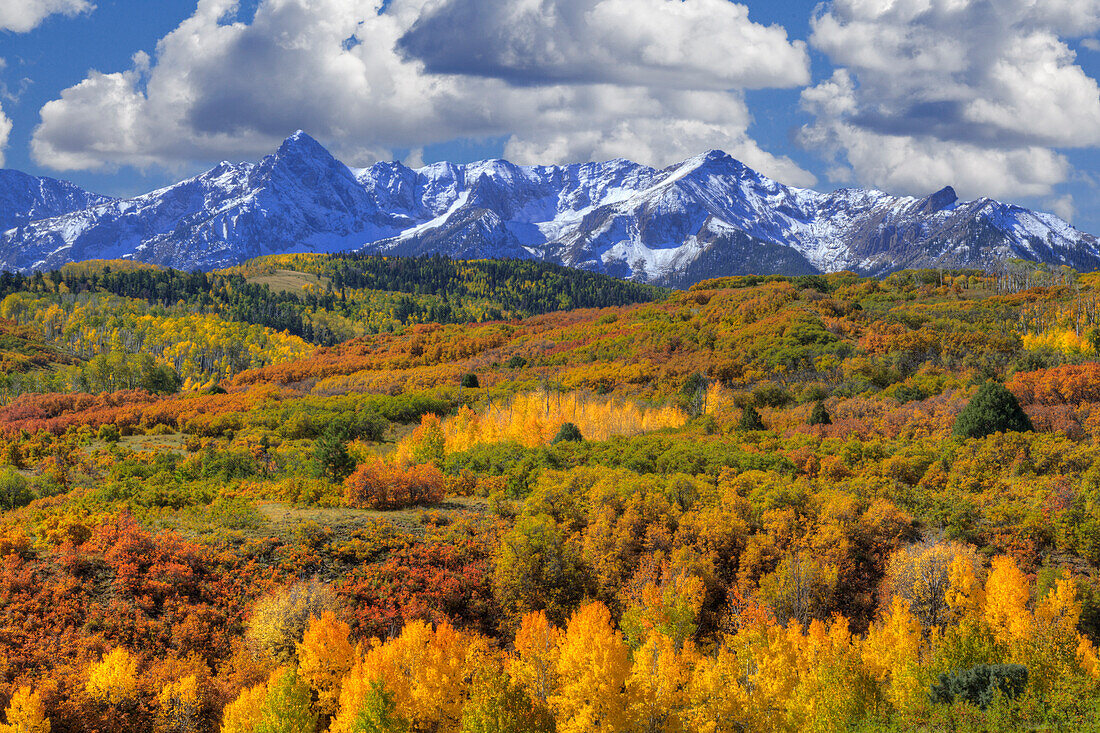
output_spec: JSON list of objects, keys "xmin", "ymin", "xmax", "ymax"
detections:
[{"xmin": 2, "ymin": 131, "xmax": 1097, "ymax": 287}]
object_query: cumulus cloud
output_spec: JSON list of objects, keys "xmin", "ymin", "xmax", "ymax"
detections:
[
  {"xmin": 0, "ymin": 0, "xmax": 93, "ymax": 33},
  {"xmin": 0, "ymin": 102, "xmax": 11, "ymax": 167},
  {"xmin": 398, "ymin": 0, "xmax": 809, "ymax": 90},
  {"xmin": 1049, "ymin": 194, "xmax": 1076, "ymax": 222},
  {"xmin": 800, "ymin": 0, "xmax": 1100, "ymax": 199},
  {"xmin": 30, "ymin": 0, "xmax": 813, "ymax": 186}
]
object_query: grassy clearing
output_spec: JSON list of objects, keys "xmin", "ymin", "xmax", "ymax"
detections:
[
  {"xmin": 246, "ymin": 269, "xmax": 331, "ymax": 295},
  {"xmin": 255, "ymin": 495, "xmax": 490, "ymax": 541},
  {"xmin": 77, "ymin": 431, "xmax": 191, "ymax": 458}
]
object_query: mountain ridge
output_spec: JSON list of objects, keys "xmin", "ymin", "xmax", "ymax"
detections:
[{"xmin": 2, "ymin": 132, "xmax": 1098, "ymax": 286}]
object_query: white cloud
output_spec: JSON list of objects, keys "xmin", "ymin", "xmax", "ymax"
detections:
[
  {"xmin": 802, "ymin": 0, "xmax": 1100, "ymax": 199},
  {"xmin": 0, "ymin": 102, "xmax": 11, "ymax": 167},
  {"xmin": 1049, "ymin": 194, "xmax": 1076, "ymax": 222},
  {"xmin": 30, "ymin": 0, "xmax": 813, "ymax": 186},
  {"xmin": 398, "ymin": 0, "xmax": 809, "ymax": 90},
  {"xmin": 0, "ymin": 0, "xmax": 93, "ymax": 33}
]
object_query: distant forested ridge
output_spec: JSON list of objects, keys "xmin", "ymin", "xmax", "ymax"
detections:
[{"xmin": 0, "ymin": 255, "xmax": 664, "ymax": 348}]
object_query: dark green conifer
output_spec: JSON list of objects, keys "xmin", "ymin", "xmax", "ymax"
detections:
[
  {"xmin": 808, "ymin": 400, "xmax": 831, "ymax": 426},
  {"xmin": 952, "ymin": 381, "xmax": 1033, "ymax": 439},
  {"xmin": 738, "ymin": 405, "xmax": 765, "ymax": 431},
  {"xmin": 552, "ymin": 422, "xmax": 583, "ymax": 444}
]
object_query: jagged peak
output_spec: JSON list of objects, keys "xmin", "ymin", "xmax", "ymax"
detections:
[
  {"xmin": 669, "ymin": 149, "xmax": 753, "ymax": 178},
  {"xmin": 918, "ymin": 185, "xmax": 958, "ymax": 213},
  {"xmin": 271, "ymin": 130, "xmax": 337, "ymax": 164}
]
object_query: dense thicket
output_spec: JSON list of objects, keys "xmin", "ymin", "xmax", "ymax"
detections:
[{"xmin": 0, "ymin": 262, "xmax": 1097, "ymax": 730}]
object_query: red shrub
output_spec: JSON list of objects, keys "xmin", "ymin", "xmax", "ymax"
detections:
[{"xmin": 344, "ymin": 460, "xmax": 444, "ymax": 510}]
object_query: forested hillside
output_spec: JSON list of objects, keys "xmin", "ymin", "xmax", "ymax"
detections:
[
  {"xmin": 1, "ymin": 258, "xmax": 1100, "ymax": 730},
  {"xmin": 0, "ymin": 256, "xmax": 662, "ymax": 394}
]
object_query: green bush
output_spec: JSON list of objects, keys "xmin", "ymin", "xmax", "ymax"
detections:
[
  {"xmin": 953, "ymin": 382, "xmax": 1033, "ymax": 439},
  {"xmin": 0, "ymin": 468, "xmax": 33, "ymax": 511},
  {"xmin": 96, "ymin": 423, "xmax": 121, "ymax": 443},
  {"xmin": 738, "ymin": 406, "xmax": 766, "ymax": 431},
  {"xmin": 552, "ymin": 422, "xmax": 583, "ymax": 444},
  {"xmin": 313, "ymin": 427, "xmax": 355, "ymax": 482},
  {"xmin": 753, "ymin": 382, "xmax": 793, "ymax": 408},
  {"xmin": 929, "ymin": 663, "xmax": 1028, "ymax": 710},
  {"xmin": 461, "ymin": 373, "xmax": 481, "ymax": 388},
  {"xmin": 808, "ymin": 401, "xmax": 831, "ymax": 426}
]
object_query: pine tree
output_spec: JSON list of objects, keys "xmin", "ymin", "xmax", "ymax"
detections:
[
  {"xmin": 738, "ymin": 406, "xmax": 765, "ymax": 431},
  {"xmin": 313, "ymin": 427, "xmax": 355, "ymax": 482},
  {"xmin": 952, "ymin": 382, "xmax": 1033, "ymax": 439},
  {"xmin": 552, "ymin": 423, "xmax": 583, "ymax": 444},
  {"xmin": 808, "ymin": 401, "xmax": 831, "ymax": 426}
]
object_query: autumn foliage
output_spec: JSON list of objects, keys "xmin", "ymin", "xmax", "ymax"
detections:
[
  {"xmin": 1, "ymin": 263, "xmax": 1100, "ymax": 730},
  {"xmin": 343, "ymin": 459, "xmax": 444, "ymax": 510}
]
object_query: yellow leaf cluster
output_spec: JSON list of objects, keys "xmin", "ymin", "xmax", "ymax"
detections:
[
  {"xmin": 0, "ymin": 688, "xmax": 49, "ymax": 733},
  {"xmin": 85, "ymin": 648, "xmax": 139, "ymax": 707},
  {"xmin": 420, "ymin": 390, "xmax": 687, "ymax": 454},
  {"xmin": 296, "ymin": 613, "xmax": 356, "ymax": 717}
]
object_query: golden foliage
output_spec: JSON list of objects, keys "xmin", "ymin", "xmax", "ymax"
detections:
[
  {"xmin": 0, "ymin": 687, "xmax": 49, "ymax": 733},
  {"xmin": 296, "ymin": 612, "xmax": 356, "ymax": 717},
  {"xmin": 219, "ymin": 682, "xmax": 266, "ymax": 733},
  {"xmin": 419, "ymin": 390, "xmax": 687, "ymax": 454},
  {"xmin": 509, "ymin": 611, "xmax": 562, "ymax": 706},
  {"xmin": 85, "ymin": 648, "xmax": 139, "ymax": 707},
  {"xmin": 861, "ymin": 598, "xmax": 926, "ymax": 716},
  {"xmin": 156, "ymin": 675, "xmax": 203, "ymax": 733},
  {"xmin": 332, "ymin": 619, "xmax": 486, "ymax": 733},
  {"xmin": 551, "ymin": 602, "xmax": 630, "ymax": 733},
  {"xmin": 246, "ymin": 580, "xmax": 337, "ymax": 664}
]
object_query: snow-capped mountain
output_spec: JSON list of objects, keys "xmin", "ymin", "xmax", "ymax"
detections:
[
  {"xmin": 2, "ymin": 131, "xmax": 1098, "ymax": 286},
  {"xmin": 0, "ymin": 170, "xmax": 114, "ymax": 234}
]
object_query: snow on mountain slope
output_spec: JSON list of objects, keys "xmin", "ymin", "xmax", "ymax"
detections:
[
  {"xmin": 1, "ymin": 132, "xmax": 1098, "ymax": 286},
  {"xmin": 0, "ymin": 170, "xmax": 114, "ymax": 235}
]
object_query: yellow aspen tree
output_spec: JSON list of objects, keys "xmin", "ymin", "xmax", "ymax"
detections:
[
  {"xmin": 627, "ymin": 632, "xmax": 698, "ymax": 733},
  {"xmin": 1078, "ymin": 636, "xmax": 1100, "ymax": 679},
  {"xmin": 945, "ymin": 551, "xmax": 985, "ymax": 621},
  {"xmin": 731, "ymin": 621, "xmax": 802, "ymax": 733},
  {"xmin": 1, "ymin": 687, "xmax": 50, "ymax": 733},
  {"xmin": 332, "ymin": 620, "xmax": 483, "ymax": 733},
  {"xmin": 85, "ymin": 648, "xmax": 139, "ymax": 707},
  {"xmin": 1031, "ymin": 574, "xmax": 1095, "ymax": 690},
  {"xmin": 860, "ymin": 597, "xmax": 926, "ymax": 718},
  {"xmin": 246, "ymin": 581, "xmax": 337, "ymax": 664},
  {"xmin": 296, "ymin": 612, "xmax": 356, "ymax": 717},
  {"xmin": 329, "ymin": 659, "xmax": 407, "ymax": 733},
  {"xmin": 157, "ymin": 675, "xmax": 203, "ymax": 733},
  {"xmin": 551, "ymin": 602, "xmax": 631, "ymax": 733},
  {"xmin": 934, "ymin": 554, "xmax": 998, "ymax": 673},
  {"xmin": 220, "ymin": 682, "xmax": 267, "ymax": 733},
  {"xmin": 983, "ymin": 555, "xmax": 1032, "ymax": 649},
  {"xmin": 509, "ymin": 611, "xmax": 562, "ymax": 706},
  {"xmin": 788, "ymin": 619, "xmax": 873, "ymax": 733},
  {"xmin": 684, "ymin": 644, "xmax": 753, "ymax": 733}
]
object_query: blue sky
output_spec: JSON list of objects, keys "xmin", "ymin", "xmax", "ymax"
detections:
[{"xmin": 3, "ymin": 0, "xmax": 1100, "ymax": 233}]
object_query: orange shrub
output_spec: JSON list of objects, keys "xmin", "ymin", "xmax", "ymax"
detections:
[
  {"xmin": 1008, "ymin": 363, "xmax": 1100, "ymax": 406},
  {"xmin": 344, "ymin": 459, "xmax": 444, "ymax": 510}
]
